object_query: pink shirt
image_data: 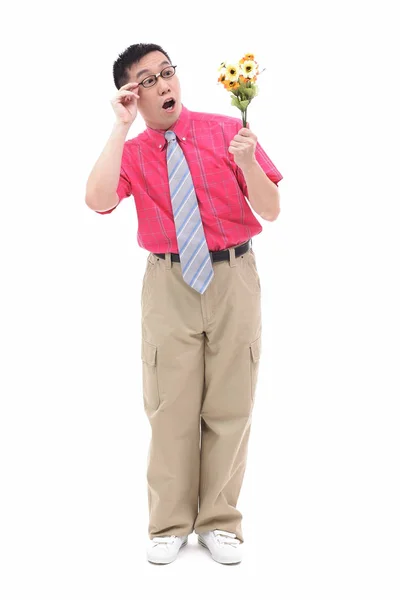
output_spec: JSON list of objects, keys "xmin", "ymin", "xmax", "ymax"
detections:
[{"xmin": 96, "ymin": 104, "xmax": 283, "ymax": 252}]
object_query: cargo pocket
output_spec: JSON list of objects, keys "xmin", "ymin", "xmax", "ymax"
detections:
[
  {"xmin": 250, "ymin": 336, "xmax": 262, "ymax": 404},
  {"xmin": 141, "ymin": 339, "xmax": 160, "ymax": 411}
]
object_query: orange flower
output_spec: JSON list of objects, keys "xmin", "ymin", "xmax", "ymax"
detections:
[
  {"xmin": 223, "ymin": 79, "xmax": 240, "ymax": 91},
  {"xmin": 239, "ymin": 53, "xmax": 255, "ymax": 64}
]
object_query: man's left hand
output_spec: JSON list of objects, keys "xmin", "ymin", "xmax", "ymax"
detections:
[{"xmin": 228, "ymin": 125, "xmax": 257, "ymax": 170}]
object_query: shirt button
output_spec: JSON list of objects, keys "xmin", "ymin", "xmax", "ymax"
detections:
[{"xmin": 159, "ymin": 144, "xmax": 162, "ymax": 148}]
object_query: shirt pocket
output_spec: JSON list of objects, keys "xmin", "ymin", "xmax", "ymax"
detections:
[{"xmin": 193, "ymin": 155, "xmax": 238, "ymax": 218}]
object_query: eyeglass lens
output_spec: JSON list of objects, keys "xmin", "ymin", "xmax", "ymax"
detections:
[{"xmin": 142, "ymin": 66, "xmax": 176, "ymax": 87}]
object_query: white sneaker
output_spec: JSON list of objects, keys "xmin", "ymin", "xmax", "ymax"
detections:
[
  {"xmin": 147, "ymin": 535, "xmax": 188, "ymax": 564},
  {"xmin": 198, "ymin": 529, "xmax": 243, "ymax": 564}
]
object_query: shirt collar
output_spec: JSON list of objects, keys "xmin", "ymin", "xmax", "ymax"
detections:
[{"xmin": 145, "ymin": 103, "xmax": 190, "ymax": 151}]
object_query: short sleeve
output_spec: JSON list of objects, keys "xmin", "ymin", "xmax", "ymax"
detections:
[
  {"xmin": 95, "ymin": 151, "xmax": 132, "ymax": 215},
  {"xmin": 117, "ymin": 163, "xmax": 132, "ymax": 201},
  {"xmin": 254, "ymin": 141, "xmax": 283, "ymax": 185}
]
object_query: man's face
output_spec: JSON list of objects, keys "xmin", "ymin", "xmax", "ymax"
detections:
[{"xmin": 128, "ymin": 51, "xmax": 182, "ymax": 130}]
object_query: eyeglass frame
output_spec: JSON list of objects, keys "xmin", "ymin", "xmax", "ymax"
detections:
[{"xmin": 137, "ymin": 65, "xmax": 178, "ymax": 88}]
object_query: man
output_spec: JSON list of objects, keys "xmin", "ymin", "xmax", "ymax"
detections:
[{"xmin": 85, "ymin": 43, "xmax": 282, "ymax": 565}]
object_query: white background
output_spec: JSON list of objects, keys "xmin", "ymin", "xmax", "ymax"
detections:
[{"xmin": 1, "ymin": 0, "xmax": 399, "ymax": 598}]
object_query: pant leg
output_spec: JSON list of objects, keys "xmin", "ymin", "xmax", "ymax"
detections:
[
  {"xmin": 193, "ymin": 245, "xmax": 262, "ymax": 543},
  {"xmin": 141, "ymin": 251, "xmax": 205, "ymax": 539}
]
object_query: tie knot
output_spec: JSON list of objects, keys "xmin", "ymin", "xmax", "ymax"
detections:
[{"xmin": 164, "ymin": 130, "xmax": 176, "ymax": 143}]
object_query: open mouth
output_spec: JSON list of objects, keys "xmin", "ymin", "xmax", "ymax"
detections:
[{"xmin": 162, "ymin": 98, "xmax": 176, "ymax": 112}]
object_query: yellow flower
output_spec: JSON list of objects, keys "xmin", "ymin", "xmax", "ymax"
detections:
[
  {"xmin": 224, "ymin": 63, "xmax": 240, "ymax": 82},
  {"xmin": 240, "ymin": 60, "xmax": 258, "ymax": 79}
]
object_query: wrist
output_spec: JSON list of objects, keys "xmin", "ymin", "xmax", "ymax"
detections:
[
  {"xmin": 113, "ymin": 120, "xmax": 133, "ymax": 130},
  {"xmin": 239, "ymin": 158, "xmax": 258, "ymax": 174}
]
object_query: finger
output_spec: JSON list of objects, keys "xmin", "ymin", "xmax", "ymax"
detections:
[
  {"xmin": 121, "ymin": 82, "xmax": 139, "ymax": 89},
  {"xmin": 235, "ymin": 131, "xmax": 253, "ymax": 141},
  {"xmin": 120, "ymin": 91, "xmax": 139, "ymax": 99},
  {"xmin": 234, "ymin": 134, "xmax": 245, "ymax": 141},
  {"xmin": 232, "ymin": 138, "xmax": 252, "ymax": 146}
]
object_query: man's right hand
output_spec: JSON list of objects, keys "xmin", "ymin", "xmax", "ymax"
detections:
[{"xmin": 111, "ymin": 82, "xmax": 141, "ymax": 125}]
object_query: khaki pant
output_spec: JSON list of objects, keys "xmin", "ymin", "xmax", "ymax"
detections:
[{"xmin": 140, "ymin": 241, "xmax": 262, "ymax": 543}]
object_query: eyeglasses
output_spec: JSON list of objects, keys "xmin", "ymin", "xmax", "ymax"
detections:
[{"xmin": 138, "ymin": 65, "xmax": 177, "ymax": 88}]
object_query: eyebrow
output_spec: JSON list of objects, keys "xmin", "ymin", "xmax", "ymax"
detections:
[{"xmin": 136, "ymin": 60, "xmax": 170, "ymax": 80}]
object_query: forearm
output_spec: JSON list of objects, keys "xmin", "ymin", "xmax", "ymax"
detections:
[
  {"xmin": 85, "ymin": 121, "xmax": 131, "ymax": 211},
  {"xmin": 241, "ymin": 159, "xmax": 280, "ymax": 220}
]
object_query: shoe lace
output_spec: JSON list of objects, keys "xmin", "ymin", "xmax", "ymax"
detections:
[
  {"xmin": 152, "ymin": 535, "xmax": 176, "ymax": 547},
  {"xmin": 214, "ymin": 530, "xmax": 241, "ymax": 547}
]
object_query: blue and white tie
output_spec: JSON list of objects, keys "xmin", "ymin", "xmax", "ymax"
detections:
[{"xmin": 164, "ymin": 130, "xmax": 214, "ymax": 294}]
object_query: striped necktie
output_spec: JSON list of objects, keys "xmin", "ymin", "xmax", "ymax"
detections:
[{"xmin": 164, "ymin": 130, "xmax": 214, "ymax": 294}]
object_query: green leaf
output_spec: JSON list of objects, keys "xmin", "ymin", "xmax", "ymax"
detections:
[
  {"xmin": 230, "ymin": 96, "xmax": 242, "ymax": 109},
  {"xmin": 239, "ymin": 100, "xmax": 250, "ymax": 109},
  {"xmin": 242, "ymin": 86, "xmax": 257, "ymax": 99}
]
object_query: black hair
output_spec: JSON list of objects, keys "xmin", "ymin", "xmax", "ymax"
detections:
[{"xmin": 113, "ymin": 43, "xmax": 172, "ymax": 89}]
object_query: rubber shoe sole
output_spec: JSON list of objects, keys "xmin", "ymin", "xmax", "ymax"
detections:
[
  {"xmin": 198, "ymin": 536, "xmax": 242, "ymax": 564},
  {"xmin": 147, "ymin": 538, "xmax": 188, "ymax": 564}
]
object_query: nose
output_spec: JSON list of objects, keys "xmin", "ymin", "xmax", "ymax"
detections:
[{"xmin": 157, "ymin": 76, "xmax": 171, "ymax": 92}]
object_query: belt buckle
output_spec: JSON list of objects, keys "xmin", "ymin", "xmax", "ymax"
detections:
[{"xmin": 209, "ymin": 249, "xmax": 214, "ymax": 264}]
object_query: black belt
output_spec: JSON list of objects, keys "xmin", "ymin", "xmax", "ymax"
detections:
[{"xmin": 154, "ymin": 239, "xmax": 252, "ymax": 263}]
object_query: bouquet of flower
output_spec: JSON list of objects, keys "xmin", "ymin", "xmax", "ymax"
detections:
[{"xmin": 217, "ymin": 53, "xmax": 265, "ymax": 128}]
